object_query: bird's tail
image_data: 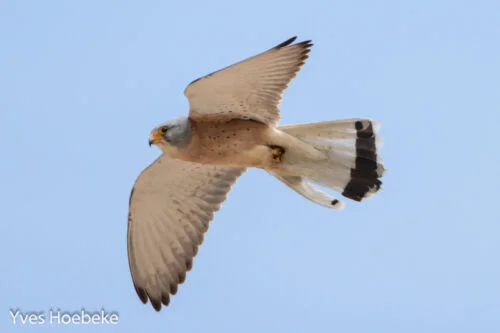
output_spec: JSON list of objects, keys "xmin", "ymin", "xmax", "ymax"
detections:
[{"xmin": 270, "ymin": 119, "xmax": 385, "ymax": 210}]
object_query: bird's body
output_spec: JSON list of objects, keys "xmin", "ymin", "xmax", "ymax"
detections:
[
  {"xmin": 158, "ymin": 116, "xmax": 327, "ymax": 171},
  {"xmin": 127, "ymin": 36, "xmax": 386, "ymax": 311},
  {"xmin": 160, "ymin": 117, "xmax": 275, "ymax": 167}
]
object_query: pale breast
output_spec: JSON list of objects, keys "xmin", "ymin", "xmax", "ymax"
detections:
[{"xmin": 187, "ymin": 119, "xmax": 270, "ymax": 164}]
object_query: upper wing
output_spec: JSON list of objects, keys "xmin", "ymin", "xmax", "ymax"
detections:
[
  {"xmin": 127, "ymin": 154, "xmax": 246, "ymax": 311},
  {"xmin": 184, "ymin": 36, "xmax": 312, "ymax": 125}
]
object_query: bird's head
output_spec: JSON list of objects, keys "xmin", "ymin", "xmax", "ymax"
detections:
[{"xmin": 148, "ymin": 117, "xmax": 192, "ymax": 154}]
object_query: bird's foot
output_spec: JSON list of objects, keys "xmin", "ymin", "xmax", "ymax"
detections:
[{"xmin": 270, "ymin": 145, "xmax": 285, "ymax": 163}]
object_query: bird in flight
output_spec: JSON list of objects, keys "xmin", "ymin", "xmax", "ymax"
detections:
[{"xmin": 127, "ymin": 36, "xmax": 385, "ymax": 311}]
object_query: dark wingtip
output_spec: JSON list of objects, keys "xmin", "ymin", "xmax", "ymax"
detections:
[
  {"xmin": 151, "ymin": 298, "xmax": 162, "ymax": 312},
  {"xmin": 186, "ymin": 258, "xmax": 193, "ymax": 271},
  {"xmin": 150, "ymin": 293, "xmax": 171, "ymax": 311},
  {"xmin": 135, "ymin": 286, "xmax": 148, "ymax": 304},
  {"xmin": 170, "ymin": 283, "xmax": 178, "ymax": 295},
  {"xmin": 275, "ymin": 36, "xmax": 298, "ymax": 48},
  {"xmin": 162, "ymin": 294, "xmax": 171, "ymax": 307},
  {"xmin": 275, "ymin": 36, "xmax": 313, "ymax": 51},
  {"xmin": 135, "ymin": 285, "xmax": 166, "ymax": 311}
]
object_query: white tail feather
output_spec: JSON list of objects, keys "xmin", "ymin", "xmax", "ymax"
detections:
[
  {"xmin": 279, "ymin": 119, "xmax": 381, "ymax": 140},
  {"xmin": 272, "ymin": 174, "xmax": 345, "ymax": 210},
  {"xmin": 272, "ymin": 118, "xmax": 385, "ymax": 207}
]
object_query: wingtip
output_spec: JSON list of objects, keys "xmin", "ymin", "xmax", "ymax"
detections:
[
  {"xmin": 151, "ymin": 299, "xmax": 162, "ymax": 312},
  {"xmin": 275, "ymin": 36, "xmax": 313, "ymax": 50},
  {"xmin": 135, "ymin": 285, "xmax": 148, "ymax": 304},
  {"xmin": 276, "ymin": 36, "xmax": 298, "ymax": 48},
  {"xmin": 149, "ymin": 292, "xmax": 172, "ymax": 312}
]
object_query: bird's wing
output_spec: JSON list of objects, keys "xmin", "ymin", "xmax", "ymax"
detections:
[
  {"xmin": 127, "ymin": 154, "xmax": 246, "ymax": 311},
  {"xmin": 184, "ymin": 36, "xmax": 312, "ymax": 126}
]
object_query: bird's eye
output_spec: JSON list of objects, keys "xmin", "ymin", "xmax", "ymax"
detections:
[{"xmin": 159, "ymin": 126, "xmax": 168, "ymax": 135}]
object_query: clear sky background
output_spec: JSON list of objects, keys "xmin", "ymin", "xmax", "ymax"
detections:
[{"xmin": 2, "ymin": 1, "xmax": 499, "ymax": 332}]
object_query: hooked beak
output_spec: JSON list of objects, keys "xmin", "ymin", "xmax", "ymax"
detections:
[{"xmin": 149, "ymin": 132, "xmax": 161, "ymax": 147}]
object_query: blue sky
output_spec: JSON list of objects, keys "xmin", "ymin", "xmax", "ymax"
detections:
[{"xmin": 2, "ymin": 0, "xmax": 499, "ymax": 332}]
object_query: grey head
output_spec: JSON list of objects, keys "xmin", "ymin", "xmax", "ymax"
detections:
[{"xmin": 148, "ymin": 116, "xmax": 192, "ymax": 150}]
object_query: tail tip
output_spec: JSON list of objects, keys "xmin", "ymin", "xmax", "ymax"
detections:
[
  {"xmin": 342, "ymin": 179, "xmax": 382, "ymax": 202},
  {"xmin": 331, "ymin": 199, "xmax": 345, "ymax": 210}
]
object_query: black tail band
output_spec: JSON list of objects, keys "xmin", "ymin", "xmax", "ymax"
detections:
[{"xmin": 342, "ymin": 121, "xmax": 382, "ymax": 201}]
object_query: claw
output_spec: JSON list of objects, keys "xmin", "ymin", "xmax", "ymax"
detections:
[{"xmin": 270, "ymin": 145, "xmax": 285, "ymax": 163}]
